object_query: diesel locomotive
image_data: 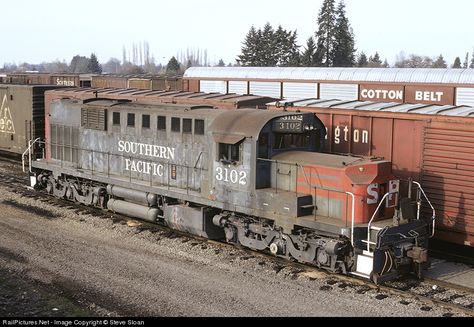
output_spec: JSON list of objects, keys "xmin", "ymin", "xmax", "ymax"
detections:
[{"xmin": 26, "ymin": 98, "xmax": 435, "ymax": 283}]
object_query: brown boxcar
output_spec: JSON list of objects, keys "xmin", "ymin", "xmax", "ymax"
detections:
[
  {"xmin": 268, "ymin": 99, "xmax": 474, "ymax": 247},
  {"xmin": 183, "ymin": 67, "xmax": 474, "ymax": 107},
  {"xmin": 91, "ymin": 75, "xmax": 128, "ymax": 89},
  {"xmin": 91, "ymin": 75, "xmax": 183, "ymax": 91},
  {"xmin": 0, "ymin": 84, "xmax": 67, "ymax": 156},
  {"xmin": 3, "ymin": 73, "xmax": 91, "ymax": 87},
  {"xmin": 5, "ymin": 73, "xmax": 52, "ymax": 85},
  {"xmin": 50, "ymin": 74, "xmax": 80, "ymax": 87}
]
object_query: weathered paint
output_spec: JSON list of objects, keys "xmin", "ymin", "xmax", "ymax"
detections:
[{"xmin": 268, "ymin": 102, "xmax": 474, "ymax": 246}]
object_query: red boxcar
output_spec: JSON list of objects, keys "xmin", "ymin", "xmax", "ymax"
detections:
[{"xmin": 268, "ymin": 99, "xmax": 474, "ymax": 247}]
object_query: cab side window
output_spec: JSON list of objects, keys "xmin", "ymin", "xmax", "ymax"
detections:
[
  {"xmin": 112, "ymin": 112, "xmax": 120, "ymax": 126},
  {"xmin": 218, "ymin": 142, "xmax": 241, "ymax": 164},
  {"xmin": 127, "ymin": 113, "xmax": 135, "ymax": 127}
]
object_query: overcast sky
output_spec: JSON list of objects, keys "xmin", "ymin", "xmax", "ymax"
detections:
[{"xmin": 2, "ymin": 0, "xmax": 473, "ymax": 67}]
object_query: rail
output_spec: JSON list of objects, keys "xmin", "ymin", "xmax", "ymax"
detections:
[{"xmin": 22, "ymin": 138, "xmax": 41, "ymax": 173}]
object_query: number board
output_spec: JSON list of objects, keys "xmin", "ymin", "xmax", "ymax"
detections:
[{"xmin": 273, "ymin": 115, "xmax": 304, "ymax": 133}]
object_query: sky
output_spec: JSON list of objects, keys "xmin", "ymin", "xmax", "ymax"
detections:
[{"xmin": 2, "ymin": 0, "xmax": 474, "ymax": 67}]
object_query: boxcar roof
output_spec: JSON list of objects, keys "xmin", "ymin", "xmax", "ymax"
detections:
[
  {"xmin": 184, "ymin": 67, "xmax": 474, "ymax": 85},
  {"xmin": 272, "ymin": 99, "xmax": 474, "ymax": 117}
]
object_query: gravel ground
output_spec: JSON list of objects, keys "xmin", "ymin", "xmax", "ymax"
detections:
[{"xmin": 0, "ymin": 185, "xmax": 468, "ymax": 317}]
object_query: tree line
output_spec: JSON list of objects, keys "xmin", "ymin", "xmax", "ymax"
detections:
[
  {"xmin": 2, "ymin": 0, "xmax": 474, "ymax": 74},
  {"xmin": 237, "ymin": 0, "xmax": 474, "ymax": 69}
]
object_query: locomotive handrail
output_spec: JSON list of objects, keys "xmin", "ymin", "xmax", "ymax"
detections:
[
  {"xmin": 367, "ymin": 192, "xmax": 391, "ymax": 253},
  {"xmin": 346, "ymin": 192, "xmax": 355, "ymax": 247},
  {"xmin": 412, "ymin": 181, "xmax": 436, "ymax": 238},
  {"xmin": 296, "ymin": 163, "xmax": 311, "ymax": 188},
  {"xmin": 43, "ymin": 142, "xmax": 207, "ymax": 193},
  {"xmin": 194, "ymin": 151, "xmax": 205, "ymax": 169},
  {"xmin": 22, "ymin": 138, "xmax": 41, "ymax": 173}
]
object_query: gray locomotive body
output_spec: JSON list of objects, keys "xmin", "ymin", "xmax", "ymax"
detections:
[{"xmin": 30, "ymin": 98, "xmax": 433, "ymax": 283}]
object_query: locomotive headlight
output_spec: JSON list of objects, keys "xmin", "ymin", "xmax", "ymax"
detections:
[
  {"xmin": 359, "ymin": 167, "xmax": 365, "ymax": 172},
  {"xmin": 304, "ymin": 124, "xmax": 314, "ymax": 131}
]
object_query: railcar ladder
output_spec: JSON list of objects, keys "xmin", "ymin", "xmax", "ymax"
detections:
[{"xmin": 351, "ymin": 193, "xmax": 391, "ymax": 280}]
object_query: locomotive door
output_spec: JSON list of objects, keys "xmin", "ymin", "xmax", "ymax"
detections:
[{"xmin": 256, "ymin": 133, "xmax": 271, "ymax": 189}]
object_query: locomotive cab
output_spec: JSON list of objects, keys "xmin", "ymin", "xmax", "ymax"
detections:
[{"xmin": 208, "ymin": 110, "xmax": 325, "ymax": 216}]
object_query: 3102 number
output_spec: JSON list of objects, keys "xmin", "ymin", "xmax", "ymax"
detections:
[{"xmin": 216, "ymin": 167, "xmax": 247, "ymax": 185}]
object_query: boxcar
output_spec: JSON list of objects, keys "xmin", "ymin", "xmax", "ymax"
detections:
[
  {"xmin": 268, "ymin": 99, "xmax": 474, "ymax": 247},
  {"xmin": 183, "ymin": 67, "xmax": 474, "ymax": 107},
  {"xmin": 0, "ymin": 84, "xmax": 67, "ymax": 156}
]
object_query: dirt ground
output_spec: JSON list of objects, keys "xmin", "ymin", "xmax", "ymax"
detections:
[
  {"xmin": 0, "ymin": 267, "xmax": 96, "ymax": 317},
  {"xmin": 0, "ymin": 183, "xmax": 469, "ymax": 317}
]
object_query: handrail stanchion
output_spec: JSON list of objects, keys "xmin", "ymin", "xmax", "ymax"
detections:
[
  {"xmin": 346, "ymin": 192, "xmax": 355, "ymax": 247},
  {"xmin": 412, "ymin": 181, "xmax": 436, "ymax": 238},
  {"xmin": 22, "ymin": 138, "xmax": 41, "ymax": 173}
]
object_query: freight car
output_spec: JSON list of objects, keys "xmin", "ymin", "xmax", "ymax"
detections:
[
  {"xmin": 26, "ymin": 98, "xmax": 435, "ymax": 283},
  {"xmin": 183, "ymin": 67, "xmax": 474, "ymax": 107},
  {"xmin": 268, "ymin": 99, "xmax": 474, "ymax": 248},
  {"xmin": 1, "ymin": 73, "xmax": 93, "ymax": 87},
  {"xmin": 0, "ymin": 84, "xmax": 67, "ymax": 157},
  {"xmin": 91, "ymin": 74, "xmax": 183, "ymax": 91}
]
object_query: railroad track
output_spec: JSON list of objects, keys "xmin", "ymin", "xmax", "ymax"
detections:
[{"xmin": 1, "ymin": 158, "xmax": 473, "ymax": 317}]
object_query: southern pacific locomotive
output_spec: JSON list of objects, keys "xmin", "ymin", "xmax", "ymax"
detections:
[{"xmin": 26, "ymin": 98, "xmax": 434, "ymax": 283}]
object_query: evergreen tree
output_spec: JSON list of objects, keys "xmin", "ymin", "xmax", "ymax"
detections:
[
  {"xmin": 470, "ymin": 53, "xmax": 474, "ymax": 68},
  {"xmin": 69, "ymin": 55, "xmax": 90, "ymax": 73},
  {"xmin": 217, "ymin": 59, "xmax": 225, "ymax": 67},
  {"xmin": 463, "ymin": 52, "xmax": 469, "ymax": 69},
  {"xmin": 382, "ymin": 59, "xmax": 390, "ymax": 68},
  {"xmin": 301, "ymin": 37, "xmax": 316, "ymax": 66},
  {"xmin": 238, "ymin": 23, "xmax": 300, "ymax": 67},
  {"xmin": 237, "ymin": 26, "xmax": 260, "ymax": 66},
  {"xmin": 261, "ymin": 22, "xmax": 277, "ymax": 66},
  {"xmin": 332, "ymin": 1, "xmax": 355, "ymax": 67},
  {"xmin": 452, "ymin": 57, "xmax": 462, "ymax": 68},
  {"xmin": 357, "ymin": 52, "xmax": 368, "ymax": 67},
  {"xmin": 368, "ymin": 52, "xmax": 382, "ymax": 67},
  {"xmin": 314, "ymin": 0, "xmax": 337, "ymax": 66},
  {"xmin": 275, "ymin": 26, "xmax": 300, "ymax": 66},
  {"xmin": 87, "ymin": 53, "xmax": 102, "ymax": 74},
  {"xmin": 166, "ymin": 56, "xmax": 181, "ymax": 74},
  {"xmin": 432, "ymin": 54, "xmax": 447, "ymax": 68}
]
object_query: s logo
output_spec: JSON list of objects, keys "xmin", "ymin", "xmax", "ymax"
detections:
[{"xmin": 367, "ymin": 183, "xmax": 379, "ymax": 205}]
